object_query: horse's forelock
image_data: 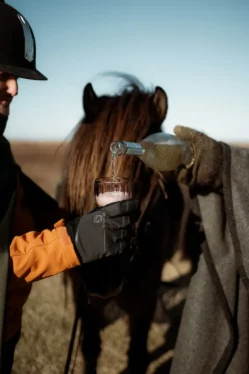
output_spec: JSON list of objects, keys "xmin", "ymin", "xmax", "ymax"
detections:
[{"xmin": 65, "ymin": 77, "xmax": 163, "ymax": 215}]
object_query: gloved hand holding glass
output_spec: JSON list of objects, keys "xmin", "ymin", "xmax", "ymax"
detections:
[{"xmin": 66, "ymin": 176, "xmax": 138, "ymax": 265}]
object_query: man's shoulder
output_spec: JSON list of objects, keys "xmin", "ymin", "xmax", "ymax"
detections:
[
  {"xmin": 0, "ymin": 135, "xmax": 10, "ymax": 146},
  {"xmin": 0, "ymin": 136, "xmax": 15, "ymax": 163}
]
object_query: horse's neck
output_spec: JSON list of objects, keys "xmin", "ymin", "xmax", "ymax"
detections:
[
  {"xmin": 137, "ymin": 180, "xmax": 186, "ymax": 257},
  {"xmin": 137, "ymin": 181, "xmax": 168, "ymax": 234}
]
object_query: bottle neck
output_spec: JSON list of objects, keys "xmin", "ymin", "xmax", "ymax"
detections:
[
  {"xmin": 122, "ymin": 141, "xmax": 145, "ymax": 155},
  {"xmin": 110, "ymin": 141, "xmax": 145, "ymax": 156}
]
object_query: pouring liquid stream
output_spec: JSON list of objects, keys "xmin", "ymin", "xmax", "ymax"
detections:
[{"xmin": 111, "ymin": 153, "xmax": 117, "ymax": 181}]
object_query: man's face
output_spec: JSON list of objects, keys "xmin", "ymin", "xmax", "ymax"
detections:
[{"xmin": 0, "ymin": 71, "xmax": 18, "ymax": 117}]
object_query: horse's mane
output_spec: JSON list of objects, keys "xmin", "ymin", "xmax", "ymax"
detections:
[{"xmin": 64, "ymin": 73, "xmax": 166, "ymax": 215}]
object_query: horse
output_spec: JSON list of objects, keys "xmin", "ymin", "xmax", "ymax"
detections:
[{"xmin": 56, "ymin": 74, "xmax": 198, "ymax": 374}]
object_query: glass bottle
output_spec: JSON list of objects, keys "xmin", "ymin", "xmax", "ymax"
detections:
[{"xmin": 110, "ymin": 132, "xmax": 195, "ymax": 172}]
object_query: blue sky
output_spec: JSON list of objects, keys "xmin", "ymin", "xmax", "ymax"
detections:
[{"xmin": 4, "ymin": 0, "xmax": 249, "ymax": 142}]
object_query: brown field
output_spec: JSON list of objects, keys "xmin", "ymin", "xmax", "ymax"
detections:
[{"xmin": 9, "ymin": 140, "xmax": 246, "ymax": 374}]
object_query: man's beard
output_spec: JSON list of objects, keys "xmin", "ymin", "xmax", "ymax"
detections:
[{"xmin": 0, "ymin": 114, "xmax": 8, "ymax": 136}]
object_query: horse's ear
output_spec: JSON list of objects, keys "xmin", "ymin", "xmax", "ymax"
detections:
[
  {"xmin": 150, "ymin": 86, "xmax": 168, "ymax": 123},
  {"xmin": 83, "ymin": 83, "xmax": 99, "ymax": 120}
]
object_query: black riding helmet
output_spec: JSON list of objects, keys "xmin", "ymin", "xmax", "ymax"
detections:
[{"xmin": 0, "ymin": 0, "xmax": 47, "ymax": 80}]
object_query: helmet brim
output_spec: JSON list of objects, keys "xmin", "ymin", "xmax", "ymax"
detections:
[{"xmin": 0, "ymin": 64, "xmax": 47, "ymax": 80}]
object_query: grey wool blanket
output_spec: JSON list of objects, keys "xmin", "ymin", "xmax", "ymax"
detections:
[{"xmin": 171, "ymin": 143, "xmax": 249, "ymax": 374}]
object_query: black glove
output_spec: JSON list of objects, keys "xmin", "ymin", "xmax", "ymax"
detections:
[{"xmin": 65, "ymin": 199, "xmax": 139, "ymax": 264}]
